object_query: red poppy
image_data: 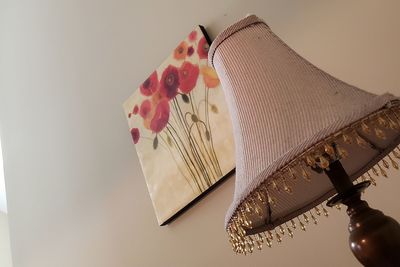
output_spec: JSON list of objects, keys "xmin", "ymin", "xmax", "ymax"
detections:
[
  {"xmin": 150, "ymin": 100, "xmax": 170, "ymax": 133},
  {"xmin": 188, "ymin": 30, "xmax": 197, "ymax": 42},
  {"xmin": 132, "ymin": 105, "xmax": 139, "ymax": 115},
  {"xmin": 187, "ymin": 46, "xmax": 194, "ymax": 56},
  {"xmin": 140, "ymin": 71, "xmax": 158, "ymax": 96},
  {"xmin": 178, "ymin": 61, "xmax": 199, "ymax": 94},
  {"xmin": 131, "ymin": 128, "xmax": 140, "ymax": 144},
  {"xmin": 139, "ymin": 100, "xmax": 152, "ymax": 119},
  {"xmin": 197, "ymin": 37, "xmax": 209, "ymax": 59},
  {"xmin": 159, "ymin": 65, "xmax": 180, "ymax": 99},
  {"xmin": 173, "ymin": 41, "xmax": 188, "ymax": 60}
]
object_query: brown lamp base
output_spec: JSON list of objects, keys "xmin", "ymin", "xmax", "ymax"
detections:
[
  {"xmin": 346, "ymin": 196, "xmax": 400, "ymax": 266},
  {"xmin": 325, "ymin": 161, "xmax": 400, "ymax": 267}
]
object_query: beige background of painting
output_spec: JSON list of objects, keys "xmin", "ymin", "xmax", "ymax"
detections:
[
  {"xmin": 1, "ymin": 1, "xmax": 400, "ymax": 267},
  {"xmin": 123, "ymin": 26, "xmax": 235, "ymax": 224}
]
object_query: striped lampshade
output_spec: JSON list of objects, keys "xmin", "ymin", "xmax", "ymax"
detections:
[{"xmin": 209, "ymin": 15, "xmax": 400, "ymax": 254}]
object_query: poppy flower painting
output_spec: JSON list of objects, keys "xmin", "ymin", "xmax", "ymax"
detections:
[
  {"xmin": 178, "ymin": 61, "xmax": 199, "ymax": 94},
  {"xmin": 140, "ymin": 71, "xmax": 158, "ymax": 96},
  {"xmin": 123, "ymin": 26, "xmax": 235, "ymax": 225}
]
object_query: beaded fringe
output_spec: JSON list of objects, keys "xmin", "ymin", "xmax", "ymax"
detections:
[{"xmin": 227, "ymin": 104, "xmax": 400, "ymax": 255}]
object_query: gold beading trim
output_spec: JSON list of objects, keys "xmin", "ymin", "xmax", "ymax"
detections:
[{"xmin": 227, "ymin": 104, "xmax": 400, "ymax": 255}]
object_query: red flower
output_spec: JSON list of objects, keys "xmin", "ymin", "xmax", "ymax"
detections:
[
  {"xmin": 173, "ymin": 41, "xmax": 188, "ymax": 60},
  {"xmin": 131, "ymin": 128, "xmax": 140, "ymax": 144},
  {"xmin": 139, "ymin": 100, "xmax": 152, "ymax": 119},
  {"xmin": 178, "ymin": 61, "xmax": 199, "ymax": 94},
  {"xmin": 188, "ymin": 30, "xmax": 197, "ymax": 42},
  {"xmin": 150, "ymin": 100, "xmax": 170, "ymax": 133},
  {"xmin": 197, "ymin": 37, "xmax": 209, "ymax": 59},
  {"xmin": 140, "ymin": 71, "xmax": 158, "ymax": 96},
  {"xmin": 159, "ymin": 65, "xmax": 180, "ymax": 99},
  {"xmin": 132, "ymin": 105, "xmax": 139, "ymax": 115},
  {"xmin": 187, "ymin": 46, "xmax": 194, "ymax": 56}
]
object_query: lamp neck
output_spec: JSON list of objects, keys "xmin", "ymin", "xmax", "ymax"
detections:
[{"xmin": 324, "ymin": 160, "xmax": 353, "ymax": 194}]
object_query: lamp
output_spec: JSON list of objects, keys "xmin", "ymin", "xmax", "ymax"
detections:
[{"xmin": 209, "ymin": 15, "xmax": 400, "ymax": 266}]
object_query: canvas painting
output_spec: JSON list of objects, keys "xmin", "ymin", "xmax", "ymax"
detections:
[{"xmin": 123, "ymin": 26, "xmax": 235, "ymax": 225}]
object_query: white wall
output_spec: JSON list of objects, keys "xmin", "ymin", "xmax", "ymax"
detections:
[
  {"xmin": 0, "ymin": 212, "xmax": 12, "ymax": 267},
  {"xmin": 1, "ymin": 1, "xmax": 400, "ymax": 267},
  {"xmin": 0, "ymin": 140, "xmax": 7, "ymax": 213}
]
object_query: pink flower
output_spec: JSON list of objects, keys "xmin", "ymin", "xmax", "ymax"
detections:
[
  {"xmin": 131, "ymin": 128, "xmax": 140, "ymax": 144},
  {"xmin": 151, "ymin": 90, "xmax": 165, "ymax": 106},
  {"xmin": 132, "ymin": 105, "xmax": 139, "ymax": 115},
  {"xmin": 159, "ymin": 65, "xmax": 180, "ymax": 99},
  {"xmin": 188, "ymin": 30, "xmax": 197, "ymax": 42},
  {"xmin": 197, "ymin": 37, "xmax": 209, "ymax": 59},
  {"xmin": 140, "ymin": 71, "xmax": 158, "ymax": 96},
  {"xmin": 187, "ymin": 46, "xmax": 194, "ymax": 56},
  {"xmin": 173, "ymin": 41, "xmax": 188, "ymax": 60},
  {"xmin": 139, "ymin": 100, "xmax": 152, "ymax": 119},
  {"xmin": 178, "ymin": 61, "xmax": 199, "ymax": 94},
  {"xmin": 150, "ymin": 100, "xmax": 170, "ymax": 133}
]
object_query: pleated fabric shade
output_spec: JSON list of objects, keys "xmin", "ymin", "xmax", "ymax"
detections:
[{"xmin": 209, "ymin": 15, "xmax": 400, "ymax": 254}]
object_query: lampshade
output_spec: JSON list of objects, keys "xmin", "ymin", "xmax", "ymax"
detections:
[{"xmin": 209, "ymin": 15, "xmax": 400, "ymax": 254}]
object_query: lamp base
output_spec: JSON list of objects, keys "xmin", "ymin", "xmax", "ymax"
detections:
[
  {"xmin": 345, "ymin": 197, "xmax": 400, "ymax": 267},
  {"xmin": 325, "ymin": 161, "xmax": 400, "ymax": 267}
]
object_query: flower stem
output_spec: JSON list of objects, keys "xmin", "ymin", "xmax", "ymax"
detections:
[
  {"xmin": 158, "ymin": 133, "xmax": 197, "ymax": 193},
  {"xmin": 173, "ymin": 98, "xmax": 213, "ymax": 189},
  {"xmin": 165, "ymin": 125, "xmax": 205, "ymax": 191},
  {"xmin": 204, "ymin": 86, "xmax": 223, "ymax": 176},
  {"xmin": 189, "ymin": 93, "xmax": 219, "ymax": 181}
]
